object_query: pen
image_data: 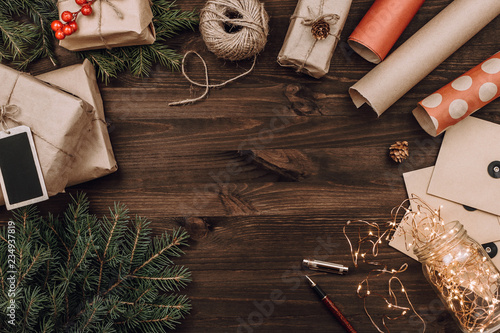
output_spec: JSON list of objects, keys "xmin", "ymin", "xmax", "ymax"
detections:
[
  {"xmin": 305, "ymin": 275, "xmax": 358, "ymax": 333},
  {"xmin": 302, "ymin": 259, "xmax": 349, "ymax": 275}
]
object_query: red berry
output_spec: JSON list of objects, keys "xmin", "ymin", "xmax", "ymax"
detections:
[
  {"xmin": 62, "ymin": 25, "xmax": 74, "ymax": 36},
  {"xmin": 69, "ymin": 21, "xmax": 78, "ymax": 32},
  {"xmin": 51, "ymin": 20, "xmax": 63, "ymax": 32},
  {"xmin": 75, "ymin": 0, "xmax": 87, "ymax": 5},
  {"xmin": 81, "ymin": 5, "xmax": 92, "ymax": 16},
  {"xmin": 61, "ymin": 11, "xmax": 73, "ymax": 23},
  {"xmin": 55, "ymin": 29, "xmax": 66, "ymax": 40}
]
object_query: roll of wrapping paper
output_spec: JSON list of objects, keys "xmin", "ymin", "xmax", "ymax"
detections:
[
  {"xmin": 348, "ymin": 0, "xmax": 425, "ymax": 64},
  {"xmin": 413, "ymin": 52, "xmax": 500, "ymax": 136},
  {"xmin": 349, "ymin": 0, "xmax": 500, "ymax": 117}
]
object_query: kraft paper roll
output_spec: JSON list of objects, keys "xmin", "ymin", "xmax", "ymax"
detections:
[
  {"xmin": 348, "ymin": 0, "xmax": 425, "ymax": 64},
  {"xmin": 349, "ymin": 0, "xmax": 500, "ymax": 117},
  {"xmin": 414, "ymin": 52, "xmax": 500, "ymax": 136}
]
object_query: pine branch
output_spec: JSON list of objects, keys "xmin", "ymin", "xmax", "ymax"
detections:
[
  {"xmin": 79, "ymin": 0, "xmax": 199, "ymax": 81},
  {"xmin": 0, "ymin": 0, "xmax": 58, "ymax": 68},
  {"xmin": 0, "ymin": 193, "xmax": 191, "ymax": 331},
  {"xmin": 0, "ymin": 0, "xmax": 198, "ymax": 81}
]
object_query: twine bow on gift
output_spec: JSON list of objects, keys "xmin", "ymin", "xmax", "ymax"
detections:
[
  {"xmin": 298, "ymin": 8, "xmax": 340, "ymax": 41},
  {"xmin": 0, "ymin": 105, "xmax": 19, "ymax": 134},
  {"xmin": 285, "ymin": 0, "xmax": 340, "ymax": 73}
]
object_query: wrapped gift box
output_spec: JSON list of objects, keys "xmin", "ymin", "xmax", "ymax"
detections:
[
  {"xmin": 58, "ymin": 0, "xmax": 156, "ymax": 51},
  {"xmin": 0, "ymin": 64, "xmax": 94, "ymax": 205},
  {"xmin": 37, "ymin": 60, "xmax": 118, "ymax": 186}
]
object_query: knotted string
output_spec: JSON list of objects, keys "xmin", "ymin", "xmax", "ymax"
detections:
[
  {"xmin": 281, "ymin": 0, "xmax": 340, "ymax": 73},
  {"xmin": 97, "ymin": 0, "xmax": 124, "ymax": 49},
  {"xmin": 169, "ymin": 51, "xmax": 257, "ymax": 106},
  {"xmin": 169, "ymin": 0, "xmax": 268, "ymax": 106},
  {"xmin": 0, "ymin": 105, "xmax": 19, "ymax": 134}
]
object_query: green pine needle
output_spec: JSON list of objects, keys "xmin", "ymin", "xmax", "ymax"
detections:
[
  {"xmin": 0, "ymin": 193, "xmax": 191, "ymax": 332},
  {"xmin": 0, "ymin": 0, "xmax": 198, "ymax": 82}
]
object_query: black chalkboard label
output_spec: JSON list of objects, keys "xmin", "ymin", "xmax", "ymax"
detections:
[{"xmin": 0, "ymin": 126, "xmax": 48, "ymax": 210}]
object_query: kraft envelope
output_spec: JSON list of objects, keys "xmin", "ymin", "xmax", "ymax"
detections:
[
  {"xmin": 428, "ymin": 117, "xmax": 500, "ymax": 216},
  {"xmin": 390, "ymin": 167, "xmax": 500, "ymax": 266}
]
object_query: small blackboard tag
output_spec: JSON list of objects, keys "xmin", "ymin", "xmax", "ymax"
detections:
[{"xmin": 0, "ymin": 126, "xmax": 48, "ymax": 210}]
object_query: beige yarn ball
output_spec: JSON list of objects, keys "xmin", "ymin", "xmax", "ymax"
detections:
[{"xmin": 200, "ymin": 0, "xmax": 269, "ymax": 61}]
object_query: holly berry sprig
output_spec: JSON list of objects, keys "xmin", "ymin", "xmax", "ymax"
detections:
[{"xmin": 51, "ymin": 0, "xmax": 96, "ymax": 40}]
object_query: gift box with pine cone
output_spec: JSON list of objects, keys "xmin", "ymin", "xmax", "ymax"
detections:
[{"xmin": 278, "ymin": 0, "xmax": 352, "ymax": 78}]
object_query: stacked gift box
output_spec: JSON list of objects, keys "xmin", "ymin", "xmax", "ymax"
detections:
[{"xmin": 0, "ymin": 60, "xmax": 117, "ymax": 207}]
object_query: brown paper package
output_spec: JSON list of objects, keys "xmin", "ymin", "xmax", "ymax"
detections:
[
  {"xmin": 277, "ymin": 0, "xmax": 352, "ymax": 79},
  {"xmin": 58, "ymin": 0, "xmax": 156, "ymax": 51},
  {"xmin": 0, "ymin": 64, "xmax": 94, "ymax": 205},
  {"xmin": 37, "ymin": 60, "xmax": 118, "ymax": 186}
]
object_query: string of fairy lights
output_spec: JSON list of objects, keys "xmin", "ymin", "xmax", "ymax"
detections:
[{"xmin": 343, "ymin": 196, "xmax": 500, "ymax": 333}]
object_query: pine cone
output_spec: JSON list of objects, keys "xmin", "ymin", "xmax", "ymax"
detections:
[
  {"xmin": 311, "ymin": 19, "xmax": 330, "ymax": 40},
  {"xmin": 389, "ymin": 141, "xmax": 409, "ymax": 163}
]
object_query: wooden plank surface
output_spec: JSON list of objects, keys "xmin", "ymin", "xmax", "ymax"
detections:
[{"xmin": 1, "ymin": 0, "xmax": 499, "ymax": 332}]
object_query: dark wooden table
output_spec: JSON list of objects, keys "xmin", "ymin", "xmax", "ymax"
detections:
[{"xmin": 2, "ymin": 0, "xmax": 499, "ymax": 332}]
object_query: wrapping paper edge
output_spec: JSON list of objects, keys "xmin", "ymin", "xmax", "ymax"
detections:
[
  {"xmin": 347, "ymin": 37, "xmax": 382, "ymax": 64},
  {"xmin": 60, "ymin": 23, "xmax": 156, "ymax": 51},
  {"xmin": 348, "ymin": 86, "xmax": 382, "ymax": 117},
  {"xmin": 413, "ymin": 105, "xmax": 439, "ymax": 136},
  {"xmin": 277, "ymin": 56, "xmax": 326, "ymax": 79}
]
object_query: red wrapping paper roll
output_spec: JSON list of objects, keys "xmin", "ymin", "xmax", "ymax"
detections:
[
  {"xmin": 413, "ymin": 52, "xmax": 500, "ymax": 136},
  {"xmin": 348, "ymin": 0, "xmax": 425, "ymax": 64}
]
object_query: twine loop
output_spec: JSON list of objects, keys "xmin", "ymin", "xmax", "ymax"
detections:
[
  {"xmin": 170, "ymin": 0, "xmax": 268, "ymax": 106},
  {"xmin": 200, "ymin": 0, "xmax": 269, "ymax": 61},
  {"xmin": 295, "ymin": 10, "xmax": 339, "ymax": 29},
  {"xmin": 0, "ymin": 105, "xmax": 19, "ymax": 133},
  {"xmin": 169, "ymin": 51, "xmax": 257, "ymax": 106}
]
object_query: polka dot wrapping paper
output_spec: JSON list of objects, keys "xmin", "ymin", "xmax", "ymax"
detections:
[
  {"xmin": 413, "ymin": 52, "xmax": 500, "ymax": 136},
  {"xmin": 349, "ymin": 0, "xmax": 500, "ymax": 117},
  {"xmin": 348, "ymin": 0, "xmax": 425, "ymax": 64}
]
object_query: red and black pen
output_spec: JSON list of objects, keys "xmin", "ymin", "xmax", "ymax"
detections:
[{"xmin": 305, "ymin": 275, "xmax": 358, "ymax": 333}]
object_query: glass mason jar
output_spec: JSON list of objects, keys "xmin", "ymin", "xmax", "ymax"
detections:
[{"xmin": 414, "ymin": 221, "xmax": 500, "ymax": 333}]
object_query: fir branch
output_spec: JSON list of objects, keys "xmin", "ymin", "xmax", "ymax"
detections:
[
  {"xmin": 78, "ymin": 0, "xmax": 198, "ymax": 81},
  {"xmin": 0, "ymin": 193, "xmax": 191, "ymax": 331}
]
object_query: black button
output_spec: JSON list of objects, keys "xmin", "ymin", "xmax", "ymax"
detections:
[
  {"xmin": 488, "ymin": 161, "xmax": 500, "ymax": 179},
  {"xmin": 483, "ymin": 242, "xmax": 498, "ymax": 259},
  {"xmin": 463, "ymin": 205, "xmax": 477, "ymax": 212}
]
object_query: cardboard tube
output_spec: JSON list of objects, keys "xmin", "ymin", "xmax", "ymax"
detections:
[
  {"xmin": 414, "ymin": 52, "xmax": 500, "ymax": 136},
  {"xmin": 348, "ymin": 0, "xmax": 425, "ymax": 64},
  {"xmin": 349, "ymin": 0, "xmax": 500, "ymax": 117}
]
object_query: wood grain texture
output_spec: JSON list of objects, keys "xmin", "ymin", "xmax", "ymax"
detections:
[{"xmin": 1, "ymin": 0, "xmax": 499, "ymax": 332}]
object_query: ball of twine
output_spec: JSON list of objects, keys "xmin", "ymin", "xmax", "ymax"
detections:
[{"xmin": 200, "ymin": 0, "xmax": 269, "ymax": 61}]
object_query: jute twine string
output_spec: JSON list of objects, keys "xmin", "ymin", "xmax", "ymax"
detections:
[
  {"xmin": 97, "ymin": 0, "xmax": 124, "ymax": 49},
  {"xmin": 279, "ymin": 0, "xmax": 340, "ymax": 73},
  {"xmin": 169, "ymin": 0, "xmax": 268, "ymax": 106}
]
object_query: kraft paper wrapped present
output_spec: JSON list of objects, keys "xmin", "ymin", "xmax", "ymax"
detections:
[
  {"xmin": 277, "ymin": 0, "xmax": 352, "ymax": 79},
  {"xmin": 58, "ymin": 0, "xmax": 156, "ymax": 51},
  {"xmin": 37, "ymin": 60, "xmax": 118, "ymax": 186},
  {"xmin": 0, "ymin": 64, "xmax": 94, "ymax": 205},
  {"xmin": 389, "ymin": 167, "xmax": 500, "ymax": 267},
  {"xmin": 428, "ymin": 117, "xmax": 500, "ymax": 217}
]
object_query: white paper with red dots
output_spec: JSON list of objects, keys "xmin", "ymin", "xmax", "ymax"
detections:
[{"xmin": 413, "ymin": 52, "xmax": 500, "ymax": 136}]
